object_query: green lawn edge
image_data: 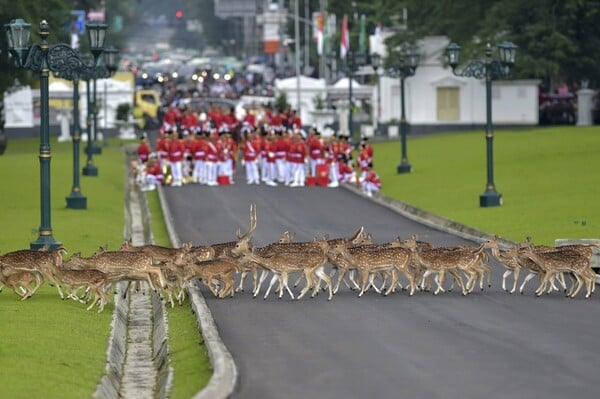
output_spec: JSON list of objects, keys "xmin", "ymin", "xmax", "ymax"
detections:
[{"xmin": 373, "ymin": 126, "xmax": 600, "ymax": 245}]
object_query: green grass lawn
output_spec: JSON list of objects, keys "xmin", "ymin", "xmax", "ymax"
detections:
[
  {"xmin": 0, "ymin": 136, "xmax": 211, "ymax": 398},
  {"xmin": 373, "ymin": 126, "xmax": 600, "ymax": 245},
  {"xmin": 0, "ymin": 137, "xmax": 125, "ymax": 399}
]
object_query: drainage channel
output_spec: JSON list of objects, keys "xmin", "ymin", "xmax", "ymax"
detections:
[{"xmin": 94, "ymin": 147, "xmax": 172, "ymax": 399}]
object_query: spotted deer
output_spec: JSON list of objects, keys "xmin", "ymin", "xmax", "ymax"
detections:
[
  {"xmin": 521, "ymin": 242, "xmax": 595, "ymax": 298},
  {"xmin": 183, "ymin": 258, "xmax": 239, "ymax": 298},
  {"xmin": 487, "ymin": 236, "xmax": 524, "ymax": 293},
  {"xmin": 402, "ymin": 236, "xmax": 492, "ymax": 296},
  {"xmin": 236, "ymin": 238, "xmax": 334, "ymax": 300},
  {"xmin": 62, "ymin": 251, "xmax": 167, "ymax": 292},
  {"xmin": 329, "ymin": 240, "xmax": 415, "ymax": 297},
  {"xmin": 0, "ymin": 269, "xmax": 44, "ymax": 300},
  {"xmin": 0, "ymin": 246, "xmax": 67, "ymax": 299}
]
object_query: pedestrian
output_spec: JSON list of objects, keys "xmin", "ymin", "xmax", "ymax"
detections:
[{"xmin": 168, "ymin": 132, "xmax": 185, "ymax": 187}]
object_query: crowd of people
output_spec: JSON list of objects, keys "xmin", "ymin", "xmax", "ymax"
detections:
[{"xmin": 135, "ymin": 103, "xmax": 381, "ymax": 197}]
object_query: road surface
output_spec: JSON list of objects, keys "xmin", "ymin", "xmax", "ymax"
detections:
[{"xmin": 164, "ymin": 181, "xmax": 600, "ymax": 399}]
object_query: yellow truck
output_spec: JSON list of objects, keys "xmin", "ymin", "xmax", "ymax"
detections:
[{"xmin": 133, "ymin": 89, "xmax": 160, "ymax": 128}]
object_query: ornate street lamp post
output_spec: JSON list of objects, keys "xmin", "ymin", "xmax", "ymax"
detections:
[
  {"xmin": 82, "ymin": 46, "xmax": 118, "ymax": 177},
  {"xmin": 343, "ymin": 51, "xmax": 367, "ymax": 144},
  {"xmin": 58, "ymin": 47, "xmax": 118, "ymax": 208},
  {"xmin": 370, "ymin": 53, "xmax": 383, "ymax": 135},
  {"xmin": 4, "ymin": 19, "xmax": 106, "ymax": 249},
  {"xmin": 386, "ymin": 46, "xmax": 420, "ymax": 174},
  {"xmin": 446, "ymin": 41, "xmax": 517, "ymax": 207}
]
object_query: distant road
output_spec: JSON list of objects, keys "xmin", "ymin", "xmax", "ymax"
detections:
[{"xmin": 164, "ymin": 180, "xmax": 600, "ymax": 399}]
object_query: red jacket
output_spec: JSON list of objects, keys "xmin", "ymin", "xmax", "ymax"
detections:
[
  {"xmin": 168, "ymin": 139, "xmax": 185, "ymax": 162},
  {"xmin": 191, "ymin": 138, "xmax": 207, "ymax": 160},
  {"xmin": 288, "ymin": 141, "xmax": 307, "ymax": 164},
  {"xmin": 242, "ymin": 140, "xmax": 258, "ymax": 162},
  {"xmin": 308, "ymin": 137, "xmax": 325, "ymax": 160},
  {"xmin": 137, "ymin": 142, "xmax": 151, "ymax": 163}
]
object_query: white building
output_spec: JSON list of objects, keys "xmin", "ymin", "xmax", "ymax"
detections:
[{"xmin": 372, "ymin": 35, "xmax": 540, "ymax": 133}]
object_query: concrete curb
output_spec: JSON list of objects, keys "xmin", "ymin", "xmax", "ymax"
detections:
[
  {"xmin": 93, "ymin": 282, "xmax": 129, "ymax": 399},
  {"xmin": 94, "ymin": 146, "xmax": 173, "ymax": 398},
  {"xmin": 157, "ymin": 185, "xmax": 238, "ymax": 399}
]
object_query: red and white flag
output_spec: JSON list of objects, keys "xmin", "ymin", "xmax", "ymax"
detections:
[
  {"xmin": 314, "ymin": 12, "xmax": 325, "ymax": 55},
  {"xmin": 340, "ymin": 14, "xmax": 349, "ymax": 59}
]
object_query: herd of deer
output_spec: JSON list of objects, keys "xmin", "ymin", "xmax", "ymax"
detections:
[{"xmin": 0, "ymin": 205, "xmax": 598, "ymax": 312}]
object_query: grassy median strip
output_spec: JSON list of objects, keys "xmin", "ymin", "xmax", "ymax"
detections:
[
  {"xmin": 145, "ymin": 190, "xmax": 212, "ymax": 398},
  {"xmin": 373, "ymin": 126, "xmax": 600, "ymax": 244}
]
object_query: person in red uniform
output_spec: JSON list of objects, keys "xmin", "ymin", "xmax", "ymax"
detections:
[
  {"xmin": 307, "ymin": 128, "xmax": 325, "ymax": 177},
  {"xmin": 155, "ymin": 130, "xmax": 170, "ymax": 172},
  {"xmin": 288, "ymin": 132, "xmax": 307, "ymax": 187},
  {"xmin": 263, "ymin": 133, "xmax": 278, "ymax": 186},
  {"xmin": 205, "ymin": 131, "xmax": 220, "ymax": 186},
  {"xmin": 361, "ymin": 167, "xmax": 381, "ymax": 197},
  {"xmin": 161, "ymin": 106, "xmax": 178, "ymax": 132},
  {"xmin": 242, "ymin": 130, "xmax": 260, "ymax": 185},
  {"xmin": 274, "ymin": 132, "xmax": 290, "ymax": 183},
  {"xmin": 338, "ymin": 160, "xmax": 356, "ymax": 183},
  {"xmin": 168, "ymin": 133, "xmax": 185, "ymax": 187},
  {"xmin": 137, "ymin": 134, "xmax": 151, "ymax": 164},
  {"xmin": 191, "ymin": 132, "xmax": 207, "ymax": 184},
  {"xmin": 326, "ymin": 135, "xmax": 341, "ymax": 187},
  {"xmin": 141, "ymin": 155, "xmax": 164, "ymax": 191},
  {"xmin": 358, "ymin": 143, "xmax": 372, "ymax": 178},
  {"xmin": 288, "ymin": 109, "xmax": 302, "ymax": 130}
]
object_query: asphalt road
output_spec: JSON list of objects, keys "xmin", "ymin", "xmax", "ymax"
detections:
[{"xmin": 164, "ymin": 179, "xmax": 600, "ymax": 399}]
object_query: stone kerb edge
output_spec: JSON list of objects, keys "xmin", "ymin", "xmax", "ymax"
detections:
[{"xmin": 156, "ymin": 185, "xmax": 238, "ymax": 399}]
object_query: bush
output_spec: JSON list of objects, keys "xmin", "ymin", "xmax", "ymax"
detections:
[{"xmin": 116, "ymin": 103, "xmax": 131, "ymax": 121}]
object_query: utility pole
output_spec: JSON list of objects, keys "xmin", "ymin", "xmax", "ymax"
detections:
[
  {"xmin": 304, "ymin": 0, "xmax": 310, "ymax": 75},
  {"xmin": 295, "ymin": 0, "xmax": 301, "ymax": 115}
]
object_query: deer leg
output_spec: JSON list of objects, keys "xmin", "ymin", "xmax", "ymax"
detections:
[
  {"xmin": 236, "ymin": 270, "xmax": 248, "ymax": 292},
  {"xmin": 448, "ymin": 269, "xmax": 467, "ymax": 295},
  {"xmin": 348, "ymin": 269, "xmax": 360, "ymax": 290},
  {"xmin": 298, "ymin": 270, "xmax": 314, "ymax": 299},
  {"xmin": 333, "ymin": 267, "xmax": 348, "ymax": 294},
  {"xmin": 400, "ymin": 268, "xmax": 416, "ymax": 296},
  {"xmin": 357, "ymin": 269, "xmax": 371, "ymax": 297},
  {"xmin": 433, "ymin": 271, "xmax": 445, "ymax": 295},
  {"xmin": 292, "ymin": 272, "xmax": 305, "ymax": 288},
  {"xmin": 263, "ymin": 273, "xmax": 279, "ymax": 299},
  {"xmin": 510, "ymin": 268, "xmax": 521, "ymax": 294},
  {"xmin": 384, "ymin": 269, "xmax": 398, "ymax": 296},
  {"xmin": 502, "ymin": 270, "xmax": 512, "ymax": 291},
  {"xmin": 519, "ymin": 272, "xmax": 537, "ymax": 294},
  {"xmin": 569, "ymin": 272, "xmax": 584, "ymax": 298},
  {"xmin": 253, "ymin": 269, "xmax": 269, "ymax": 297},
  {"xmin": 314, "ymin": 266, "xmax": 333, "ymax": 300}
]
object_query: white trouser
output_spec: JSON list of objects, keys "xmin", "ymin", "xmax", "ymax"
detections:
[
  {"xmin": 266, "ymin": 162, "xmax": 277, "ymax": 181},
  {"xmin": 219, "ymin": 159, "xmax": 233, "ymax": 178},
  {"xmin": 362, "ymin": 181, "xmax": 380, "ymax": 196},
  {"xmin": 276, "ymin": 159, "xmax": 286, "ymax": 182},
  {"xmin": 309, "ymin": 158, "xmax": 324, "ymax": 177},
  {"xmin": 291, "ymin": 162, "xmax": 305, "ymax": 185},
  {"xmin": 170, "ymin": 161, "xmax": 183, "ymax": 185},
  {"xmin": 206, "ymin": 161, "xmax": 217, "ymax": 184},
  {"xmin": 193, "ymin": 160, "xmax": 205, "ymax": 183},
  {"xmin": 329, "ymin": 162, "xmax": 339, "ymax": 184},
  {"xmin": 245, "ymin": 160, "xmax": 259, "ymax": 183}
]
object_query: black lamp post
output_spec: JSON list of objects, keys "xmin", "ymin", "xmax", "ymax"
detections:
[
  {"xmin": 4, "ymin": 19, "xmax": 106, "ymax": 249},
  {"xmin": 343, "ymin": 51, "xmax": 367, "ymax": 144},
  {"xmin": 370, "ymin": 53, "xmax": 382, "ymax": 135},
  {"xmin": 446, "ymin": 41, "xmax": 517, "ymax": 207},
  {"xmin": 58, "ymin": 47, "xmax": 118, "ymax": 207},
  {"xmin": 81, "ymin": 47, "xmax": 117, "ymax": 176},
  {"xmin": 386, "ymin": 46, "xmax": 420, "ymax": 174}
]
